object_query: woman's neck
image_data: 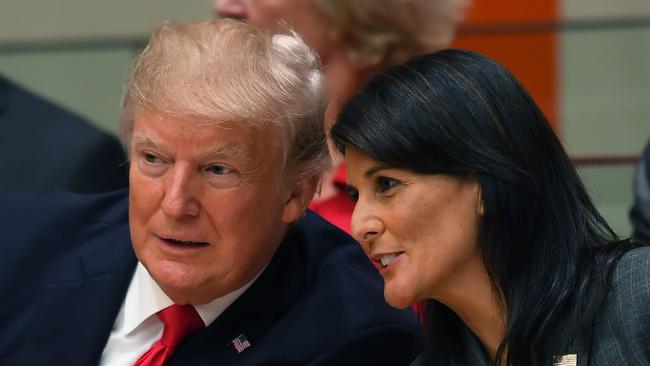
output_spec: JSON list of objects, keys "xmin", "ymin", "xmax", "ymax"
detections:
[{"xmin": 435, "ymin": 257, "xmax": 505, "ymax": 360}]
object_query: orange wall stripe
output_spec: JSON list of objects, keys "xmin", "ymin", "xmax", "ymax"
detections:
[
  {"xmin": 452, "ymin": 0, "xmax": 560, "ymax": 129},
  {"xmin": 463, "ymin": 0, "xmax": 557, "ymax": 24}
]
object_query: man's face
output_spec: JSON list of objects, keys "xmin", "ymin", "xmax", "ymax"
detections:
[{"xmin": 128, "ymin": 110, "xmax": 299, "ymax": 305}]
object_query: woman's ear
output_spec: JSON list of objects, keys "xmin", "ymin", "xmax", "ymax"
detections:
[
  {"xmin": 281, "ymin": 174, "xmax": 319, "ymax": 224},
  {"xmin": 477, "ymin": 184, "xmax": 485, "ymax": 216}
]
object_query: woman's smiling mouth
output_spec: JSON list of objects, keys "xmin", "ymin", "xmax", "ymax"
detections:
[{"xmin": 374, "ymin": 252, "xmax": 405, "ymax": 269}]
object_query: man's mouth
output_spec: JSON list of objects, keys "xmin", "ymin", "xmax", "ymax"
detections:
[{"xmin": 161, "ymin": 237, "xmax": 209, "ymax": 247}]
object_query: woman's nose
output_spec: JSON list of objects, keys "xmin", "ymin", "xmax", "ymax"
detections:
[
  {"xmin": 212, "ymin": 0, "xmax": 247, "ymax": 20},
  {"xmin": 351, "ymin": 200, "xmax": 384, "ymax": 247}
]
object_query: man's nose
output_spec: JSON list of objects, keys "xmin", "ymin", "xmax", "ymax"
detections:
[
  {"xmin": 212, "ymin": 0, "xmax": 247, "ymax": 20},
  {"xmin": 161, "ymin": 166, "xmax": 200, "ymax": 218}
]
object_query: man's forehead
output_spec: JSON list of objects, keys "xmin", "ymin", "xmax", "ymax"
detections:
[
  {"xmin": 131, "ymin": 130, "xmax": 252, "ymax": 160},
  {"xmin": 131, "ymin": 110, "xmax": 283, "ymax": 160}
]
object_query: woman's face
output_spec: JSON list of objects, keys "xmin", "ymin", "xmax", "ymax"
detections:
[
  {"xmin": 345, "ymin": 148, "xmax": 484, "ymax": 309},
  {"xmin": 212, "ymin": 0, "xmax": 333, "ymax": 61}
]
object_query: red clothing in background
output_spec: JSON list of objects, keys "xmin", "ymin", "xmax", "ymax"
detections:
[{"xmin": 309, "ymin": 165, "xmax": 354, "ymax": 235}]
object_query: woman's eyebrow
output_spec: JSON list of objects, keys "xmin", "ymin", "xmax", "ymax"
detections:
[{"xmin": 364, "ymin": 164, "xmax": 390, "ymax": 178}]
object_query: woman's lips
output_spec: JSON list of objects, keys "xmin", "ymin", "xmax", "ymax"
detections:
[{"xmin": 372, "ymin": 251, "xmax": 405, "ymax": 269}]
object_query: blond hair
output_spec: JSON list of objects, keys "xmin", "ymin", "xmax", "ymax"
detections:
[
  {"xmin": 315, "ymin": 0, "xmax": 468, "ymax": 68},
  {"xmin": 120, "ymin": 19, "xmax": 329, "ymax": 177}
]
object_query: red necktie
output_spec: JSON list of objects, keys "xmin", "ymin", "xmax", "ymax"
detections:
[{"xmin": 134, "ymin": 304, "xmax": 205, "ymax": 366}]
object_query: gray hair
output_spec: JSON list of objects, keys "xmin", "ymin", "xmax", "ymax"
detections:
[{"xmin": 120, "ymin": 19, "xmax": 330, "ymax": 177}]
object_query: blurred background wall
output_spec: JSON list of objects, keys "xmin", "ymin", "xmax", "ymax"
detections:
[
  {"xmin": 452, "ymin": 0, "xmax": 649, "ymax": 237},
  {"xmin": 0, "ymin": 0, "xmax": 209, "ymax": 135},
  {"xmin": 1, "ymin": 0, "xmax": 648, "ymax": 236}
]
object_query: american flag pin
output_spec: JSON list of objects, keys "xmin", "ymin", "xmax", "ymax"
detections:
[
  {"xmin": 552, "ymin": 354, "xmax": 577, "ymax": 366},
  {"xmin": 229, "ymin": 334, "xmax": 252, "ymax": 354}
]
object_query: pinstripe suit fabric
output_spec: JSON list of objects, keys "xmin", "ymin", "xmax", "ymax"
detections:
[{"xmin": 412, "ymin": 246, "xmax": 650, "ymax": 366}]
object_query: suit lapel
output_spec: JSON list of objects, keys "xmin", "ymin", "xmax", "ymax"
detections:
[
  {"xmin": 16, "ymin": 222, "xmax": 137, "ymax": 366},
  {"xmin": 170, "ymin": 228, "xmax": 305, "ymax": 365},
  {"xmin": 538, "ymin": 316, "xmax": 590, "ymax": 366},
  {"xmin": 541, "ymin": 344, "xmax": 588, "ymax": 366}
]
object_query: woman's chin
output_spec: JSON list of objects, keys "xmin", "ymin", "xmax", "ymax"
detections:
[{"xmin": 384, "ymin": 288, "xmax": 415, "ymax": 309}]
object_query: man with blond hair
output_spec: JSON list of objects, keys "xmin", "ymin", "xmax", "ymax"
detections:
[{"xmin": 0, "ymin": 20, "xmax": 420, "ymax": 365}]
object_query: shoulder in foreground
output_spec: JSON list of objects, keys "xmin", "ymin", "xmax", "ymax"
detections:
[
  {"xmin": 0, "ymin": 188, "xmax": 129, "ymax": 228},
  {"xmin": 288, "ymin": 212, "xmax": 423, "ymax": 364},
  {"xmin": 612, "ymin": 246, "xmax": 650, "ymax": 289},
  {"xmin": 609, "ymin": 246, "xmax": 650, "ymax": 312},
  {"xmin": 597, "ymin": 246, "xmax": 650, "ymax": 363}
]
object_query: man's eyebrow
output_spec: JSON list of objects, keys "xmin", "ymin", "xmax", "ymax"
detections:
[
  {"xmin": 131, "ymin": 132, "xmax": 251, "ymax": 162},
  {"xmin": 132, "ymin": 133, "xmax": 163, "ymax": 149},
  {"xmin": 201, "ymin": 141, "xmax": 250, "ymax": 162}
]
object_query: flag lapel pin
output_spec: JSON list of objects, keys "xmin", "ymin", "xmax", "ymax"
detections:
[
  {"xmin": 229, "ymin": 334, "xmax": 252, "ymax": 354},
  {"xmin": 552, "ymin": 354, "xmax": 577, "ymax": 366}
]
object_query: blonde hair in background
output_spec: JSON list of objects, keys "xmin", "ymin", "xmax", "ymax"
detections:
[
  {"xmin": 315, "ymin": 0, "xmax": 470, "ymax": 68},
  {"xmin": 120, "ymin": 19, "xmax": 330, "ymax": 177}
]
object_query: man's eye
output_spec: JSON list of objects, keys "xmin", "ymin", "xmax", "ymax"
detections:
[
  {"xmin": 204, "ymin": 164, "xmax": 240, "ymax": 188},
  {"xmin": 144, "ymin": 153, "xmax": 159, "ymax": 163},
  {"xmin": 137, "ymin": 152, "xmax": 167, "ymax": 177},
  {"xmin": 206, "ymin": 165, "xmax": 234, "ymax": 176},
  {"xmin": 376, "ymin": 176, "xmax": 400, "ymax": 193}
]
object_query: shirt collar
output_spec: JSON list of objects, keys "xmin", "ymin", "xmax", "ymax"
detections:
[{"xmin": 119, "ymin": 261, "xmax": 264, "ymax": 335}]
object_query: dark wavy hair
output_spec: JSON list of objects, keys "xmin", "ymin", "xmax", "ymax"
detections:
[{"xmin": 330, "ymin": 49, "xmax": 636, "ymax": 365}]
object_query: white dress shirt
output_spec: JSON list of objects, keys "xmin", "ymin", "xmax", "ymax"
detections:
[{"xmin": 100, "ymin": 262, "xmax": 263, "ymax": 366}]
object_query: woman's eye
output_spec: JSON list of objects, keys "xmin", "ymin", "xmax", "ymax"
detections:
[
  {"xmin": 345, "ymin": 186, "xmax": 359, "ymax": 202},
  {"xmin": 206, "ymin": 165, "xmax": 233, "ymax": 175},
  {"xmin": 376, "ymin": 176, "xmax": 400, "ymax": 193}
]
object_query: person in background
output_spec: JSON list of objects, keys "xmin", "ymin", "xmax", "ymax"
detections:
[
  {"xmin": 631, "ymin": 141, "xmax": 650, "ymax": 243},
  {"xmin": 0, "ymin": 20, "xmax": 420, "ymax": 365},
  {"xmin": 213, "ymin": 0, "xmax": 469, "ymax": 233},
  {"xmin": 331, "ymin": 49, "xmax": 650, "ymax": 365},
  {"xmin": 0, "ymin": 74, "xmax": 128, "ymax": 193}
]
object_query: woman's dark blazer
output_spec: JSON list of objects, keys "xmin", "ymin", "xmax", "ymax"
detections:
[
  {"xmin": 631, "ymin": 141, "xmax": 650, "ymax": 244},
  {"xmin": 412, "ymin": 246, "xmax": 650, "ymax": 366}
]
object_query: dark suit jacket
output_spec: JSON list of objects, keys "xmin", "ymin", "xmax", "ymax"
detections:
[
  {"xmin": 0, "ymin": 75, "xmax": 128, "ymax": 193},
  {"xmin": 411, "ymin": 247, "xmax": 650, "ymax": 366},
  {"xmin": 0, "ymin": 190, "xmax": 421, "ymax": 365}
]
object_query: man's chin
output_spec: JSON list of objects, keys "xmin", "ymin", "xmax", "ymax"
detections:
[{"xmin": 146, "ymin": 261, "xmax": 211, "ymax": 303}]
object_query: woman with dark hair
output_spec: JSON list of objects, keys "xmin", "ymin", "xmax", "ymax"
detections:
[{"xmin": 330, "ymin": 49, "xmax": 650, "ymax": 365}]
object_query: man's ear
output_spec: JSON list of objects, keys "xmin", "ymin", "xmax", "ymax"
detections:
[{"xmin": 281, "ymin": 174, "xmax": 319, "ymax": 224}]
